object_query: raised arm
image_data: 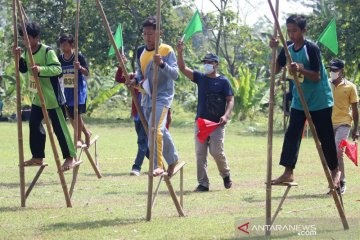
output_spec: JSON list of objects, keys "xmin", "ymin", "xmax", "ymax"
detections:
[{"xmin": 176, "ymin": 41, "xmax": 194, "ymax": 81}]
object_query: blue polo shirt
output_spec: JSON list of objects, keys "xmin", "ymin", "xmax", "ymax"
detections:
[{"xmin": 193, "ymin": 70, "xmax": 234, "ymax": 122}]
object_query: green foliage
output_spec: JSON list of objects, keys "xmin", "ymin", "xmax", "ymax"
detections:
[
  {"xmin": 298, "ymin": 0, "xmax": 360, "ymax": 84},
  {"xmin": 86, "ymin": 83, "xmax": 124, "ymax": 116},
  {"xmin": 222, "ymin": 62, "xmax": 268, "ymax": 121}
]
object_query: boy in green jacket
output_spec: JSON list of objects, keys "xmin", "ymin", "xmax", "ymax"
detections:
[{"xmin": 15, "ymin": 22, "xmax": 76, "ymax": 171}]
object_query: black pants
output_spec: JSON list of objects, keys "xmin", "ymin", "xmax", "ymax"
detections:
[
  {"xmin": 29, "ymin": 104, "xmax": 73, "ymax": 159},
  {"xmin": 280, "ymin": 107, "xmax": 338, "ymax": 170}
]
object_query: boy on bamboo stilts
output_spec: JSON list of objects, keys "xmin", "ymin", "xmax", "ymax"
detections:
[
  {"xmin": 269, "ymin": 15, "xmax": 341, "ymax": 188},
  {"xmin": 14, "ymin": 22, "xmax": 76, "ymax": 171},
  {"xmin": 127, "ymin": 16, "xmax": 179, "ymax": 176},
  {"xmin": 58, "ymin": 33, "xmax": 91, "ymax": 148}
]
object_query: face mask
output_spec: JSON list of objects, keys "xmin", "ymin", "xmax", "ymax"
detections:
[
  {"xmin": 204, "ymin": 64, "xmax": 214, "ymax": 75},
  {"xmin": 330, "ymin": 71, "xmax": 340, "ymax": 80}
]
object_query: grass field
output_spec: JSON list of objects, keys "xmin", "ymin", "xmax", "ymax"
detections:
[{"xmin": 0, "ymin": 120, "xmax": 359, "ymax": 239}]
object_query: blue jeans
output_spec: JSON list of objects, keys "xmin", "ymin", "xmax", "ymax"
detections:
[{"xmin": 132, "ymin": 120, "xmax": 149, "ymax": 171}]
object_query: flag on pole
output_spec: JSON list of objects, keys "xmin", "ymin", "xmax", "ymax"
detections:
[
  {"xmin": 108, "ymin": 24, "xmax": 123, "ymax": 57},
  {"xmin": 318, "ymin": 18, "xmax": 338, "ymax": 55},
  {"xmin": 182, "ymin": 10, "xmax": 203, "ymax": 42}
]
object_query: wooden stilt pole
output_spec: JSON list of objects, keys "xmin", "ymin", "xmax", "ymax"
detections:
[
  {"xmin": 73, "ymin": 0, "xmax": 80, "ymax": 150},
  {"xmin": 281, "ymin": 67, "xmax": 288, "ymax": 132},
  {"xmin": 16, "ymin": 0, "xmax": 72, "ymax": 208},
  {"xmin": 12, "ymin": 0, "xmax": 26, "ymax": 208},
  {"xmin": 146, "ymin": 0, "xmax": 161, "ymax": 221},
  {"xmin": 20, "ymin": 4, "xmax": 28, "ymax": 23},
  {"xmin": 267, "ymin": 0, "xmax": 349, "ymax": 230},
  {"xmin": 95, "ymin": 0, "xmax": 148, "ymax": 134},
  {"xmin": 265, "ymin": 0, "xmax": 279, "ymax": 236}
]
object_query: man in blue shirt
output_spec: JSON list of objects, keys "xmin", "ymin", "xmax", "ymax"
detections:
[{"xmin": 177, "ymin": 41, "xmax": 234, "ymax": 192}]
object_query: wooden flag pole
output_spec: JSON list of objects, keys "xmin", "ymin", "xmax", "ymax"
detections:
[
  {"xmin": 95, "ymin": 0, "xmax": 148, "ymax": 134},
  {"xmin": 265, "ymin": 0, "xmax": 279, "ymax": 236},
  {"xmin": 267, "ymin": 0, "xmax": 349, "ymax": 230},
  {"xmin": 20, "ymin": 4, "xmax": 28, "ymax": 23},
  {"xmin": 12, "ymin": 0, "xmax": 26, "ymax": 208},
  {"xmin": 16, "ymin": 0, "xmax": 72, "ymax": 208},
  {"xmin": 146, "ymin": 0, "xmax": 161, "ymax": 221},
  {"xmin": 73, "ymin": 0, "xmax": 80, "ymax": 149}
]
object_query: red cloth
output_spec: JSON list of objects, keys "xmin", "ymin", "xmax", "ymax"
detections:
[
  {"xmin": 115, "ymin": 67, "xmax": 138, "ymax": 117},
  {"xmin": 196, "ymin": 118, "xmax": 221, "ymax": 143},
  {"xmin": 166, "ymin": 109, "xmax": 171, "ymax": 130},
  {"xmin": 338, "ymin": 140, "xmax": 358, "ymax": 166}
]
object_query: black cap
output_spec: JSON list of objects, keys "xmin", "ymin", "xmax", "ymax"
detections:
[
  {"xmin": 201, "ymin": 53, "xmax": 219, "ymax": 63},
  {"xmin": 327, "ymin": 59, "xmax": 345, "ymax": 70}
]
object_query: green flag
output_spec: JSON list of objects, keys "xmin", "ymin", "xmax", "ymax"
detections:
[
  {"xmin": 182, "ymin": 10, "xmax": 203, "ymax": 42},
  {"xmin": 108, "ymin": 24, "xmax": 123, "ymax": 57},
  {"xmin": 318, "ymin": 18, "xmax": 338, "ymax": 55}
]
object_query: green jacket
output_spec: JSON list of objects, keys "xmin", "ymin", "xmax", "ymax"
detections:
[{"xmin": 20, "ymin": 44, "xmax": 64, "ymax": 109}]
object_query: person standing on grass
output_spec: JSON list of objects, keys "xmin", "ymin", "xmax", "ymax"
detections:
[
  {"xmin": 14, "ymin": 22, "xmax": 76, "ymax": 171},
  {"xmin": 58, "ymin": 33, "xmax": 92, "ymax": 148},
  {"xmin": 269, "ymin": 14, "xmax": 341, "ymax": 188},
  {"xmin": 126, "ymin": 16, "xmax": 179, "ymax": 177},
  {"xmin": 176, "ymin": 41, "xmax": 234, "ymax": 192},
  {"xmin": 328, "ymin": 59, "xmax": 359, "ymax": 194},
  {"xmin": 115, "ymin": 56, "xmax": 149, "ymax": 176}
]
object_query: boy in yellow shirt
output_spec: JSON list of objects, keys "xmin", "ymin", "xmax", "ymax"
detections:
[{"xmin": 329, "ymin": 59, "xmax": 359, "ymax": 194}]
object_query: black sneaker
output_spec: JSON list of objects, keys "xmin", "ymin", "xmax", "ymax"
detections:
[
  {"xmin": 340, "ymin": 181, "xmax": 346, "ymax": 194},
  {"xmin": 194, "ymin": 185, "xmax": 209, "ymax": 192},
  {"xmin": 223, "ymin": 176, "xmax": 232, "ymax": 189}
]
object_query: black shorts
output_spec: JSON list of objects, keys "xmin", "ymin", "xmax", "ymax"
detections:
[{"xmin": 66, "ymin": 104, "xmax": 87, "ymax": 119}]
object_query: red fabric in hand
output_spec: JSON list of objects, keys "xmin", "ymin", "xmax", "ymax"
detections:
[
  {"xmin": 197, "ymin": 118, "xmax": 221, "ymax": 143},
  {"xmin": 115, "ymin": 67, "xmax": 135, "ymax": 83},
  {"xmin": 338, "ymin": 140, "xmax": 358, "ymax": 166}
]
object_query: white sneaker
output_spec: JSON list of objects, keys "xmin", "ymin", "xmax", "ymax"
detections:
[{"xmin": 130, "ymin": 169, "xmax": 140, "ymax": 176}]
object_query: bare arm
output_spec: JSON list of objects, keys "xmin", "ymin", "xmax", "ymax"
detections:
[
  {"xmin": 219, "ymin": 95, "xmax": 234, "ymax": 125},
  {"xmin": 295, "ymin": 64, "xmax": 320, "ymax": 82},
  {"xmin": 176, "ymin": 41, "xmax": 194, "ymax": 81}
]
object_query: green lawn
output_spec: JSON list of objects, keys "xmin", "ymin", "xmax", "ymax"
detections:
[{"xmin": 0, "ymin": 120, "xmax": 359, "ymax": 239}]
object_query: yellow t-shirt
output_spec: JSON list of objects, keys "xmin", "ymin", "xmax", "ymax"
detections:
[
  {"xmin": 331, "ymin": 79, "xmax": 359, "ymax": 125},
  {"xmin": 139, "ymin": 44, "xmax": 173, "ymax": 78}
]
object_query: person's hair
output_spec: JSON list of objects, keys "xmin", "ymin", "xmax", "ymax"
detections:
[
  {"xmin": 286, "ymin": 14, "xmax": 307, "ymax": 30},
  {"xmin": 142, "ymin": 16, "xmax": 161, "ymax": 30},
  {"xmin": 19, "ymin": 22, "xmax": 41, "ymax": 38},
  {"xmin": 59, "ymin": 33, "xmax": 74, "ymax": 45}
]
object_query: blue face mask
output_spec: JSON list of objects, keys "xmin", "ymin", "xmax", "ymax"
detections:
[{"xmin": 204, "ymin": 63, "xmax": 214, "ymax": 75}]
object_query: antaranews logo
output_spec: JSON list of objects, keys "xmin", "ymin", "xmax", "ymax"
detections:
[
  {"xmin": 237, "ymin": 222, "xmax": 250, "ymax": 235},
  {"xmin": 236, "ymin": 220, "xmax": 317, "ymax": 237}
]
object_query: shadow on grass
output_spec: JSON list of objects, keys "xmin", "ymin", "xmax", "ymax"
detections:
[
  {"xmin": 0, "ymin": 181, "xmax": 59, "ymax": 189},
  {"xmin": 43, "ymin": 217, "xmax": 144, "ymax": 231},
  {"xmin": 243, "ymin": 193, "xmax": 329, "ymax": 203},
  {"xmin": 135, "ymin": 189, "xmax": 221, "ymax": 196},
  {"xmin": 100, "ymin": 172, "xmax": 132, "ymax": 177},
  {"xmin": 0, "ymin": 207, "xmax": 31, "ymax": 212}
]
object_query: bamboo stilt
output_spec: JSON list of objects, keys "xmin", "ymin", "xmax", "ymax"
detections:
[
  {"xmin": 163, "ymin": 176, "xmax": 185, "ymax": 217},
  {"xmin": 95, "ymin": 0, "xmax": 148, "ymax": 134},
  {"xmin": 12, "ymin": 0, "xmax": 26, "ymax": 208},
  {"xmin": 265, "ymin": 0, "xmax": 279, "ymax": 237},
  {"xmin": 146, "ymin": 0, "xmax": 162, "ymax": 221},
  {"xmin": 16, "ymin": 0, "xmax": 72, "ymax": 208},
  {"xmin": 73, "ymin": 0, "xmax": 80, "ymax": 149},
  {"xmin": 267, "ymin": 0, "xmax": 349, "ymax": 230}
]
